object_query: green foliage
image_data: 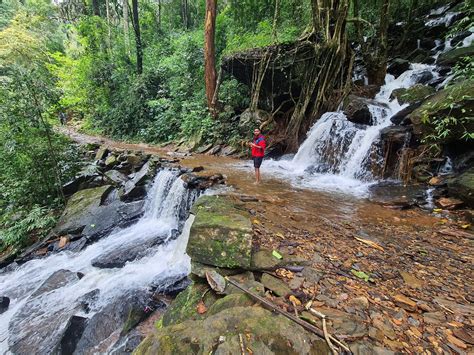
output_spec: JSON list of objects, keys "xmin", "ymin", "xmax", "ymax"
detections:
[
  {"xmin": 420, "ymin": 79, "xmax": 474, "ymax": 145},
  {"xmin": 0, "ymin": 206, "xmax": 57, "ymax": 249}
]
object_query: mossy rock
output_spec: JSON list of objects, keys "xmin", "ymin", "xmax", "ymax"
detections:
[
  {"xmin": 391, "ymin": 84, "xmax": 435, "ymax": 105},
  {"xmin": 408, "ymin": 79, "xmax": 474, "ymax": 139},
  {"xmin": 448, "ymin": 167, "xmax": 474, "ymax": 207},
  {"xmin": 53, "ymin": 185, "xmax": 113, "ymax": 235},
  {"xmin": 207, "ymin": 293, "xmax": 255, "ymax": 316},
  {"xmin": 135, "ymin": 306, "xmax": 330, "ymax": 355},
  {"xmin": 437, "ymin": 44, "xmax": 474, "ymax": 66},
  {"xmin": 187, "ymin": 195, "xmax": 253, "ymax": 269},
  {"xmin": 161, "ymin": 283, "xmax": 218, "ymax": 327}
]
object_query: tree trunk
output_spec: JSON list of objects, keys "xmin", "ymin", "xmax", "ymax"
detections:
[
  {"xmin": 157, "ymin": 0, "xmax": 161, "ymax": 28},
  {"xmin": 204, "ymin": 0, "xmax": 217, "ymax": 115},
  {"xmin": 123, "ymin": 0, "xmax": 130, "ymax": 54},
  {"xmin": 131, "ymin": 0, "xmax": 143, "ymax": 74},
  {"xmin": 92, "ymin": 0, "xmax": 100, "ymax": 16}
]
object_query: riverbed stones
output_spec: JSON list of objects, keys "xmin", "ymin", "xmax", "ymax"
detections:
[
  {"xmin": 437, "ymin": 44, "xmax": 474, "ymax": 66},
  {"xmin": 135, "ymin": 306, "xmax": 330, "ymax": 354},
  {"xmin": 121, "ymin": 161, "xmax": 151, "ymax": 201},
  {"xmin": 104, "ymin": 170, "xmax": 129, "ymax": 185},
  {"xmin": 393, "ymin": 294, "xmax": 417, "ymax": 312},
  {"xmin": 261, "ymin": 273, "xmax": 291, "ymax": 297},
  {"xmin": 187, "ymin": 195, "xmax": 253, "ymax": 269}
]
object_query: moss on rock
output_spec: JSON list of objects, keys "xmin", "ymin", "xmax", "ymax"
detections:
[
  {"xmin": 187, "ymin": 195, "xmax": 253, "ymax": 269},
  {"xmin": 391, "ymin": 84, "xmax": 435, "ymax": 105},
  {"xmin": 135, "ymin": 306, "xmax": 330, "ymax": 355},
  {"xmin": 448, "ymin": 167, "xmax": 474, "ymax": 207}
]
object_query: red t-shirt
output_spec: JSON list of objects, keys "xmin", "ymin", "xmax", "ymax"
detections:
[{"xmin": 252, "ymin": 135, "xmax": 266, "ymax": 157}]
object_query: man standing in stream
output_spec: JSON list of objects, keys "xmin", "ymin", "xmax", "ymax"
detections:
[{"xmin": 249, "ymin": 128, "xmax": 266, "ymax": 184}]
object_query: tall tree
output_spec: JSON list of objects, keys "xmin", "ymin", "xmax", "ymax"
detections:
[
  {"xmin": 130, "ymin": 0, "xmax": 142, "ymax": 74},
  {"xmin": 123, "ymin": 0, "xmax": 130, "ymax": 54},
  {"xmin": 92, "ymin": 0, "xmax": 100, "ymax": 16},
  {"xmin": 204, "ymin": 0, "xmax": 217, "ymax": 114}
]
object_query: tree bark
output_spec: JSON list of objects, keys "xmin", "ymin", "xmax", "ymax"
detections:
[
  {"xmin": 92, "ymin": 0, "xmax": 100, "ymax": 16},
  {"xmin": 123, "ymin": 0, "xmax": 130, "ymax": 54},
  {"xmin": 204, "ymin": 0, "xmax": 217, "ymax": 115},
  {"xmin": 131, "ymin": 0, "xmax": 143, "ymax": 74}
]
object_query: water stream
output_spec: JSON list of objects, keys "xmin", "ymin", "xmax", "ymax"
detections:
[{"xmin": 0, "ymin": 170, "xmax": 198, "ymax": 353}]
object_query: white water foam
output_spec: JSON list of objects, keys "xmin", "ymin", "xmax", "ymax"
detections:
[
  {"xmin": 240, "ymin": 64, "xmax": 439, "ymax": 197},
  {"xmin": 0, "ymin": 170, "xmax": 196, "ymax": 353}
]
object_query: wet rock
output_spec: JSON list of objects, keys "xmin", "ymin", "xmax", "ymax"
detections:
[
  {"xmin": 74, "ymin": 290, "xmax": 150, "ymax": 353},
  {"xmin": 428, "ymin": 176, "xmax": 446, "ymax": 186},
  {"xmin": 388, "ymin": 58, "xmax": 410, "ymax": 77},
  {"xmin": 121, "ymin": 162, "xmax": 151, "ymax": 201},
  {"xmin": 261, "ymin": 273, "xmax": 291, "ymax": 297},
  {"xmin": 105, "ymin": 170, "xmax": 129, "ymax": 185},
  {"xmin": 448, "ymin": 167, "xmax": 474, "ymax": 207},
  {"xmin": 126, "ymin": 153, "xmax": 143, "ymax": 166},
  {"xmin": 8, "ymin": 270, "xmax": 82, "ymax": 354},
  {"xmin": 54, "ymin": 185, "xmax": 113, "ymax": 235},
  {"xmin": 91, "ymin": 233, "xmax": 167, "ymax": 268},
  {"xmin": 0, "ymin": 296, "xmax": 10, "ymax": 314},
  {"xmin": 380, "ymin": 126, "xmax": 412, "ymax": 144},
  {"xmin": 437, "ymin": 44, "xmax": 474, "ymax": 66},
  {"xmin": 393, "ymin": 294, "xmax": 417, "ymax": 312},
  {"xmin": 390, "ymin": 84, "xmax": 435, "ymax": 105},
  {"xmin": 151, "ymin": 275, "xmax": 191, "ymax": 297},
  {"xmin": 389, "ymin": 101, "xmax": 422, "ymax": 125},
  {"xmin": 408, "ymin": 48, "xmax": 431, "ymax": 64},
  {"xmin": 81, "ymin": 200, "xmax": 145, "ymax": 241},
  {"xmin": 436, "ymin": 197, "xmax": 464, "ymax": 209},
  {"xmin": 289, "ymin": 276, "xmax": 305, "ymax": 290},
  {"xmin": 136, "ymin": 306, "xmax": 330, "ymax": 354},
  {"xmin": 187, "ymin": 195, "xmax": 253, "ymax": 269},
  {"xmin": 450, "ymin": 31, "xmax": 472, "ymax": 47},
  {"xmin": 342, "ymin": 95, "xmax": 382, "ymax": 125},
  {"xmin": 56, "ymin": 315, "xmax": 88, "ymax": 354}
]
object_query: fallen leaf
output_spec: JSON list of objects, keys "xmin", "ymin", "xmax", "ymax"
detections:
[
  {"xmin": 354, "ymin": 236, "xmax": 384, "ymax": 252},
  {"xmin": 433, "ymin": 208, "xmax": 442, "ymax": 213},
  {"xmin": 206, "ymin": 270, "xmax": 226, "ymax": 294},
  {"xmin": 351, "ymin": 269, "xmax": 372, "ymax": 282},
  {"xmin": 289, "ymin": 295, "xmax": 301, "ymax": 306},
  {"xmin": 252, "ymin": 219, "xmax": 261, "ymax": 225},
  {"xmin": 461, "ymin": 224, "xmax": 470, "ymax": 229},
  {"xmin": 272, "ymin": 250, "xmax": 283, "ymax": 259},
  {"xmin": 196, "ymin": 300, "xmax": 207, "ymax": 314}
]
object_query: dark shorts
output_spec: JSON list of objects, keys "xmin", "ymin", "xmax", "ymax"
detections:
[{"xmin": 253, "ymin": 157, "xmax": 263, "ymax": 168}]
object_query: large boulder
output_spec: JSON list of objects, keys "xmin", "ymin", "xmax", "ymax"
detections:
[
  {"xmin": 135, "ymin": 306, "xmax": 330, "ymax": 354},
  {"xmin": 448, "ymin": 167, "xmax": 474, "ymax": 207},
  {"xmin": 387, "ymin": 59, "xmax": 410, "ymax": 77},
  {"xmin": 53, "ymin": 185, "xmax": 113, "ymax": 236},
  {"xmin": 0, "ymin": 296, "xmax": 10, "ymax": 314},
  {"xmin": 121, "ymin": 162, "xmax": 152, "ymax": 201},
  {"xmin": 408, "ymin": 79, "xmax": 474, "ymax": 139},
  {"xmin": 390, "ymin": 84, "xmax": 435, "ymax": 105},
  {"xmin": 342, "ymin": 95, "xmax": 387, "ymax": 125},
  {"xmin": 437, "ymin": 44, "xmax": 474, "ymax": 66},
  {"xmin": 8, "ymin": 270, "xmax": 83, "ymax": 354},
  {"xmin": 187, "ymin": 196, "xmax": 253, "ymax": 269},
  {"xmin": 389, "ymin": 101, "xmax": 423, "ymax": 125}
]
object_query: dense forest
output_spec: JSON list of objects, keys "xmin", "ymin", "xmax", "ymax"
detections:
[{"xmin": 1, "ymin": 0, "xmax": 473, "ymax": 258}]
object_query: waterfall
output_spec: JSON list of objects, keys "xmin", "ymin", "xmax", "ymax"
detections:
[
  {"xmin": 258, "ymin": 64, "xmax": 440, "ymax": 196},
  {"xmin": 0, "ymin": 169, "xmax": 197, "ymax": 353}
]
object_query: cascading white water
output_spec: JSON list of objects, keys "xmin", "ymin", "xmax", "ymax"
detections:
[
  {"xmin": 0, "ymin": 170, "xmax": 197, "ymax": 353},
  {"xmin": 258, "ymin": 64, "xmax": 439, "ymax": 196}
]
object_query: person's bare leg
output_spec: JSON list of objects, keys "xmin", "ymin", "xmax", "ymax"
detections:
[
  {"xmin": 256, "ymin": 168, "xmax": 261, "ymax": 183},
  {"xmin": 254, "ymin": 168, "xmax": 258, "ymax": 183}
]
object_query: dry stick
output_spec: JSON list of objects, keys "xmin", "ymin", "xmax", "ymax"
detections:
[{"xmin": 224, "ymin": 277, "xmax": 352, "ymax": 354}]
